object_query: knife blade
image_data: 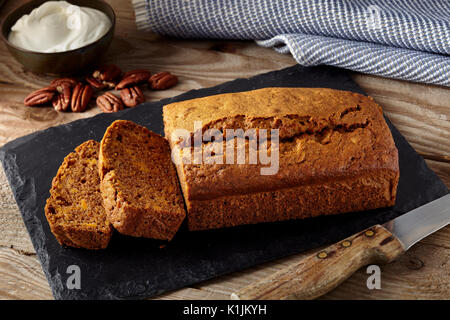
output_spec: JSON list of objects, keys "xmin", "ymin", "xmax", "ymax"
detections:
[
  {"xmin": 231, "ymin": 193, "xmax": 450, "ymax": 300},
  {"xmin": 383, "ymin": 194, "xmax": 450, "ymax": 250}
]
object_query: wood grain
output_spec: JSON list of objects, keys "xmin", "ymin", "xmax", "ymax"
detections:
[
  {"xmin": 232, "ymin": 225, "xmax": 405, "ymax": 300},
  {"xmin": 1, "ymin": 226, "xmax": 448, "ymax": 300},
  {"xmin": 0, "ymin": 247, "xmax": 52, "ymax": 300},
  {"xmin": 352, "ymin": 73, "xmax": 450, "ymax": 161},
  {"xmin": 425, "ymin": 160, "xmax": 450, "ymax": 187},
  {"xmin": 0, "ymin": 0, "xmax": 448, "ymax": 300}
]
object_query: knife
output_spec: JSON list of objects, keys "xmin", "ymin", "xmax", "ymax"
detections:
[{"xmin": 231, "ymin": 193, "xmax": 450, "ymax": 300}]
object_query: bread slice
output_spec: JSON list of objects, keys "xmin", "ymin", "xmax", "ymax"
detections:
[
  {"xmin": 45, "ymin": 140, "xmax": 113, "ymax": 249},
  {"xmin": 98, "ymin": 120, "xmax": 186, "ymax": 240}
]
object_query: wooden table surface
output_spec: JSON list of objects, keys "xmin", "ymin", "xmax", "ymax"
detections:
[{"xmin": 0, "ymin": 0, "xmax": 449, "ymax": 300}]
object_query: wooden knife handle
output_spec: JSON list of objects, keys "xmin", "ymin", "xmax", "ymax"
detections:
[{"xmin": 231, "ymin": 224, "xmax": 405, "ymax": 300}]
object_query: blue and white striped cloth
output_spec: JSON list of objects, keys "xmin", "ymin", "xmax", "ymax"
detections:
[{"xmin": 133, "ymin": 0, "xmax": 450, "ymax": 87}]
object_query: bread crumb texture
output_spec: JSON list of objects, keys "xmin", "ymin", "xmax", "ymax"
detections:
[
  {"xmin": 45, "ymin": 140, "xmax": 113, "ymax": 249},
  {"xmin": 99, "ymin": 120, "xmax": 186, "ymax": 240}
]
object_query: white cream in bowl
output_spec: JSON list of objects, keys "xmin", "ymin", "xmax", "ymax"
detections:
[{"xmin": 8, "ymin": 1, "xmax": 112, "ymax": 53}]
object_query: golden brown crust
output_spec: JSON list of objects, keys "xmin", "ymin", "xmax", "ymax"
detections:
[
  {"xmin": 163, "ymin": 87, "xmax": 400, "ymax": 231},
  {"xmin": 187, "ymin": 170, "xmax": 398, "ymax": 230},
  {"xmin": 98, "ymin": 120, "xmax": 186, "ymax": 240},
  {"xmin": 45, "ymin": 140, "xmax": 113, "ymax": 249}
]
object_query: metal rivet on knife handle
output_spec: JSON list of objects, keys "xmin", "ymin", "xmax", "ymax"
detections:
[
  {"xmin": 341, "ymin": 240, "xmax": 352, "ymax": 247},
  {"xmin": 365, "ymin": 230, "xmax": 375, "ymax": 237},
  {"xmin": 317, "ymin": 251, "xmax": 328, "ymax": 259}
]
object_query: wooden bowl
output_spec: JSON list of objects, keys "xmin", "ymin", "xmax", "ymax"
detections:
[{"xmin": 1, "ymin": 0, "xmax": 116, "ymax": 75}]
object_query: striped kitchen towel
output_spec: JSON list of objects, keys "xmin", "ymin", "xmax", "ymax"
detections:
[{"xmin": 133, "ymin": 0, "xmax": 450, "ymax": 87}]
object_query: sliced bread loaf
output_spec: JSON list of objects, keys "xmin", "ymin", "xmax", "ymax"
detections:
[
  {"xmin": 98, "ymin": 120, "xmax": 186, "ymax": 240},
  {"xmin": 45, "ymin": 140, "xmax": 113, "ymax": 249}
]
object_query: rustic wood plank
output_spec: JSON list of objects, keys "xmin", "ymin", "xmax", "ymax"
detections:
[
  {"xmin": 0, "ymin": 247, "xmax": 52, "ymax": 300},
  {"xmin": 1, "ymin": 224, "xmax": 448, "ymax": 300},
  {"xmin": 321, "ymin": 241, "xmax": 450, "ymax": 300},
  {"xmin": 174, "ymin": 225, "xmax": 450, "ymax": 300},
  {"xmin": 425, "ymin": 159, "xmax": 450, "ymax": 188},
  {"xmin": 0, "ymin": 0, "xmax": 448, "ymax": 300},
  {"xmin": 0, "ymin": 167, "xmax": 34, "ymax": 254},
  {"xmin": 155, "ymin": 287, "xmax": 229, "ymax": 300},
  {"xmin": 351, "ymin": 73, "xmax": 450, "ymax": 161}
]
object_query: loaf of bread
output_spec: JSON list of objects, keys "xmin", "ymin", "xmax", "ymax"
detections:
[
  {"xmin": 163, "ymin": 87, "xmax": 400, "ymax": 231},
  {"xmin": 45, "ymin": 140, "xmax": 113, "ymax": 249},
  {"xmin": 98, "ymin": 120, "xmax": 186, "ymax": 240}
]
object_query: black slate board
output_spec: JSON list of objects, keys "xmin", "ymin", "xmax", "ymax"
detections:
[{"xmin": 0, "ymin": 66, "xmax": 448, "ymax": 300}]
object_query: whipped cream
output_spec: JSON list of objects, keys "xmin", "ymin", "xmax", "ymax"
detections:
[{"xmin": 8, "ymin": 1, "xmax": 112, "ymax": 53}]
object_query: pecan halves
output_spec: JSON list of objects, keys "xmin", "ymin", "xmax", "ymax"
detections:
[
  {"xmin": 93, "ymin": 65, "xmax": 122, "ymax": 82},
  {"xmin": 148, "ymin": 72, "xmax": 178, "ymax": 90},
  {"xmin": 50, "ymin": 78, "xmax": 79, "ymax": 111},
  {"xmin": 88, "ymin": 65, "xmax": 122, "ymax": 90},
  {"xmin": 52, "ymin": 84, "xmax": 72, "ymax": 111},
  {"xmin": 96, "ymin": 92, "xmax": 124, "ymax": 113},
  {"xmin": 120, "ymin": 86, "xmax": 145, "ymax": 107},
  {"xmin": 24, "ymin": 86, "xmax": 56, "ymax": 106},
  {"xmin": 86, "ymin": 75, "xmax": 116, "ymax": 90},
  {"xmin": 71, "ymin": 83, "xmax": 93, "ymax": 112},
  {"xmin": 115, "ymin": 70, "xmax": 151, "ymax": 90},
  {"xmin": 50, "ymin": 78, "xmax": 78, "ymax": 89},
  {"xmin": 85, "ymin": 76, "xmax": 107, "ymax": 90}
]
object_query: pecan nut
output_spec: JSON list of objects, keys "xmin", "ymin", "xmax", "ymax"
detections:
[
  {"xmin": 92, "ymin": 65, "xmax": 122, "ymax": 82},
  {"xmin": 148, "ymin": 72, "xmax": 178, "ymax": 90},
  {"xmin": 115, "ymin": 70, "xmax": 151, "ymax": 90},
  {"xmin": 86, "ymin": 76, "xmax": 116, "ymax": 90},
  {"xmin": 85, "ymin": 76, "xmax": 107, "ymax": 90},
  {"xmin": 52, "ymin": 83, "xmax": 72, "ymax": 111},
  {"xmin": 96, "ymin": 92, "xmax": 124, "ymax": 113},
  {"xmin": 71, "ymin": 83, "xmax": 93, "ymax": 112},
  {"xmin": 120, "ymin": 86, "xmax": 145, "ymax": 107},
  {"xmin": 50, "ymin": 78, "xmax": 78, "ymax": 89},
  {"xmin": 24, "ymin": 86, "xmax": 56, "ymax": 106}
]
